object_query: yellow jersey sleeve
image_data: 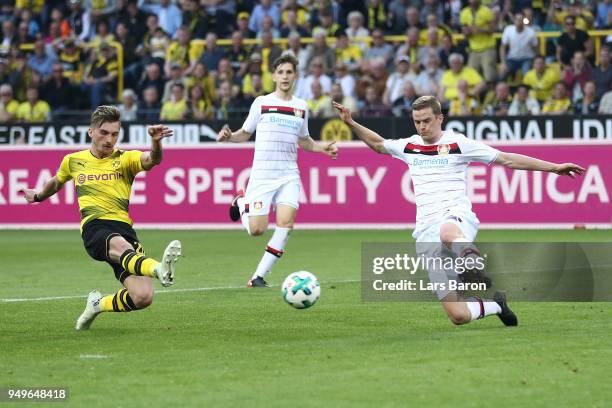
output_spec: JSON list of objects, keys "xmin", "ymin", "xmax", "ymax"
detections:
[
  {"xmin": 56, "ymin": 155, "xmax": 73, "ymax": 183},
  {"xmin": 122, "ymin": 150, "xmax": 144, "ymax": 179}
]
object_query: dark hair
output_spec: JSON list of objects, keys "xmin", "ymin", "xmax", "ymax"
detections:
[
  {"xmin": 91, "ymin": 105, "xmax": 120, "ymax": 129},
  {"xmin": 272, "ymin": 54, "xmax": 298, "ymax": 72},
  {"xmin": 411, "ymin": 95, "xmax": 442, "ymax": 115}
]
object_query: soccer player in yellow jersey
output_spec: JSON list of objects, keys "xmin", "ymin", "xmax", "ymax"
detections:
[{"xmin": 20, "ymin": 106, "xmax": 182, "ymax": 330}]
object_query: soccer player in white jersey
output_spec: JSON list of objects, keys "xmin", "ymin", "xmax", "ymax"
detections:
[
  {"xmin": 217, "ymin": 54, "xmax": 338, "ymax": 287},
  {"xmin": 333, "ymin": 96, "xmax": 585, "ymax": 326}
]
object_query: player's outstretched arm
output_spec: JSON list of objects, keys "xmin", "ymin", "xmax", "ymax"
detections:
[
  {"xmin": 495, "ymin": 152, "xmax": 585, "ymax": 178},
  {"xmin": 141, "ymin": 124, "xmax": 174, "ymax": 170},
  {"xmin": 21, "ymin": 176, "xmax": 64, "ymax": 203},
  {"xmin": 216, "ymin": 124, "xmax": 252, "ymax": 143},
  {"xmin": 332, "ymin": 101, "xmax": 388, "ymax": 154},
  {"xmin": 298, "ymin": 137, "xmax": 338, "ymax": 159}
]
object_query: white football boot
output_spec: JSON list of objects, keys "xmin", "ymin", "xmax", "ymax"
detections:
[
  {"xmin": 155, "ymin": 240, "xmax": 182, "ymax": 287},
  {"xmin": 75, "ymin": 290, "xmax": 102, "ymax": 330}
]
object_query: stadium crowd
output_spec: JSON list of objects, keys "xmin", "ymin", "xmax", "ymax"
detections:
[{"xmin": 0, "ymin": 0, "xmax": 610, "ymax": 123}]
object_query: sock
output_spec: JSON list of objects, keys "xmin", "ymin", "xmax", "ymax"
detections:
[
  {"xmin": 119, "ymin": 250, "xmax": 159, "ymax": 277},
  {"xmin": 99, "ymin": 289, "xmax": 137, "ymax": 312},
  {"xmin": 239, "ymin": 198, "xmax": 251, "ymax": 235},
  {"xmin": 252, "ymin": 227, "xmax": 291, "ymax": 279},
  {"xmin": 450, "ymin": 238, "xmax": 475, "ymax": 257},
  {"xmin": 466, "ymin": 296, "xmax": 502, "ymax": 321}
]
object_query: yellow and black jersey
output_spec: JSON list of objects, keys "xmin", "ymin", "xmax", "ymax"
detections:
[
  {"xmin": 59, "ymin": 49, "xmax": 85, "ymax": 82},
  {"xmin": 55, "ymin": 149, "xmax": 144, "ymax": 229}
]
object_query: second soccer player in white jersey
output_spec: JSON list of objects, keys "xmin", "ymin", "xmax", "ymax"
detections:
[
  {"xmin": 218, "ymin": 54, "xmax": 338, "ymax": 287},
  {"xmin": 334, "ymin": 96, "xmax": 585, "ymax": 326}
]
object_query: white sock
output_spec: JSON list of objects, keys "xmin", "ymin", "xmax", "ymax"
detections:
[
  {"xmin": 450, "ymin": 238, "xmax": 473, "ymax": 257},
  {"xmin": 252, "ymin": 227, "xmax": 291, "ymax": 279},
  {"xmin": 466, "ymin": 297, "xmax": 502, "ymax": 321},
  {"xmin": 237, "ymin": 197, "xmax": 251, "ymax": 235}
]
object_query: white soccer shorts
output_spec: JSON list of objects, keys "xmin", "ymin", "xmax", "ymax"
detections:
[{"xmin": 244, "ymin": 179, "xmax": 300, "ymax": 216}]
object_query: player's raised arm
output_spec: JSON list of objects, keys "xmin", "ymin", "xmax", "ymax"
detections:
[
  {"xmin": 495, "ymin": 152, "xmax": 585, "ymax": 178},
  {"xmin": 217, "ymin": 124, "xmax": 252, "ymax": 143},
  {"xmin": 297, "ymin": 137, "xmax": 338, "ymax": 159},
  {"xmin": 21, "ymin": 176, "xmax": 65, "ymax": 203},
  {"xmin": 141, "ymin": 124, "xmax": 174, "ymax": 170},
  {"xmin": 332, "ymin": 101, "xmax": 388, "ymax": 154}
]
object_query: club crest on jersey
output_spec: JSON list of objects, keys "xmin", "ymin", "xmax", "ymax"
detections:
[
  {"xmin": 112, "ymin": 160, "xmax": 120, "ymax": 169},
  {"xmin": 253, "ymin": 201, "xmax": 263, "ymax": 210},
  {"xmin": 437, "ymin": 144, "xmax": 450, "ymax": 155},
  {"xmin": 294, "ymin": 108, "xmax": 304, "ymax": 118}
]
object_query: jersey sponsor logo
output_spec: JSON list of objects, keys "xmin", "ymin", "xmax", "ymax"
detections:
[
  {"xmin": 268, "ymin": 115, "xmax": 302, "ymax": 130},
  {"xmin": 261, "ymin": 105, "xmax": 305, "ymax": 118},
  {"xmin": 77, "ymin": 172, "xmax": 123, "ymax": 184},
  {"xmin": 404, "ymin": 142, "xmax": 461, "ymax": 156},
  {"xmin": 411, "ymin": 157, "xmax": 449, "ymax": 167}
]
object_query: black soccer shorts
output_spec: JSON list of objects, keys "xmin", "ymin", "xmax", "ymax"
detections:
[{"xmin": 81, "ymin": 219, "xmax": 145, "ymax": 283}]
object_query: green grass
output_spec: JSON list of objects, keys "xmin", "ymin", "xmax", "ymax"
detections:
[{"xmin": 1, "ymin": 229, "xmax": 612, "ymax": 408}]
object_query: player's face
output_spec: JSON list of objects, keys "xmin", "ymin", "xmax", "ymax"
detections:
[
  {"xmin": 412, "ymin": 108, "xmax": 443, "ymax": 141},
  {"xmin": 89, "ymin": 121, "xmax": 121, "ymax": 158},
  {"xmin": 273, "ymin": 63, "xmax": 297, "ymax": 93}
]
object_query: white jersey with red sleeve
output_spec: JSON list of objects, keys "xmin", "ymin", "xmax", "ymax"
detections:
[
  {"xmin": 241, "ymin": 93, "xmax": 310, "ymax": 184},
  {"xmin": 383, "ymin": 130, "xmax": 500, "ymax": 234}
]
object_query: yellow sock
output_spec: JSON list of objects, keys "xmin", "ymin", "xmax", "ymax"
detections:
[
  {"xmin": 119, "ymin": 250, "xmax": 159, "ymax": 277},
  {"xmin": 99, "ymin": 289, "xmax": 136, "ymax": 312}
]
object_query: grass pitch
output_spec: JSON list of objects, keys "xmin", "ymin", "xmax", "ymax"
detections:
[{"xmin": 1, "ymin": 229, "xmax": 612, "ymax": 407}]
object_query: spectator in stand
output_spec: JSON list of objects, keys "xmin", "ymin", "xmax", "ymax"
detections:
[
  {"xmin": 256, "ymin": 15, "xmax": 280, "ymax": 39},
  {"xmin": 16, "ymin": 86, "xmax": 50, "ymax": 122},
  {"xmin": 254, "ymin": 29, "xmax": 282, "ymax": 73},
  {"xmin": 160, "ymin": 82, "xmax": 187, "ymax": 120},
  {"xmin": 330, "ymin": 83, "xmax": 358, "ymax": 116},
  {"xmin": 599, "ymin": 90, "xmax": 612, "ymax": 114},
  {"xmin": 285, "ymin": 32, "xmax": 308, "ymax": 77},
  {"xmin": 215, "ymin": 58, "xmax": 234, "ymax": 89},
  {"xmin": 388, "ymin": 0, "xmax": 412, "ymax": 32},
  {"xmin": 305, "ymin": 27, "xmax": 335, "ymax": 76},
  {"xmin": 563, "ymin": 50, "xmax": 592, "ymax": 102},
  {"xmin": 356, "ymin": 57, "xmax": 388, "ymax": 103},
  {"xmin": 16, "ymin": 20, "xmax": 35, "ymax": 48},
  {"xmin": 245, "ymin": 72, "xmax": 266, "ymax": 98},
  {"xmin": 0, "ymin": 83, "xmax": 19, "ymax": 122},
  {"xmin": 137, "ymin": 86, "xmax": 161, "ymax": 121},
  {"xmin": 28, "ymin": 38, "xmax": 56, "ymax": 79},
  {"xmin": 307, "ymin": 79, "xmax": 333, "ymax": 118},
  {"xmin": 414, "ymin": 51, "xmax": 444, "ymax": 96},
  {"xmin": 148, "ymin": 27, "xmax": 170, "ymax": 66},
  {"xmin": 365, "ymin": 0, "xmax": 391, "ymax": 32},
  {"xmin": 236, "ymin": 11, "xmax": 255, "ymax": 39},
  {"xmin": 334, "ymin": 62, "xmax": 356, "ymax": 99},
  {"xmin": 165, "ymin": 25, "xmax": 198, "ymax": 77},
  {"xmin": 508, "ymin": 84, "xmax": 541, "ymax": 115},
  {"xmin": 500, "ymin": 11, "xmax": 538, "ymax": 79},
  {"xmin": 395, "ymin": 27, "xmax": 420, "ymax": 67},
  {"xmin": 551, "ymin": 0, "xmax": 594, "ymax": 31},
  {"xmin": 523, "ymin": 55, "xmax": 561, "ymax": 103},
  {"xmin": 542, "ymin": 82, "xmax": 571, "ymax": 115},
  {"xmin": 19, "ymin": 9, "xmax": 39, "ymax": 38},
  {"xmin": 117, "ymin": 88, "xmax": 138, "ymax": 121},
  {"xmin": 89, "ymin": 18, "xmax": 114, "ymax": 51},
  {"xmin": 361, "ymin": 85, "xmax": 391, "ymax": 117},
  {"xmin": 345, "ymin": 11, "xmax": 369, "ymax": 50},
  {"xmin": 574, "ymin": 80, "xmax": 599, "ymax": 114},
  {"xmin": 138, "ymin": 62, "xmax": 165, "ymax": 100},
  {"xmin": 115, "ymin": 22, "xmax": 140, "ymax": 89},
  {"xmin": 280, "ymin": 9, "xmax": 308, "ymax": 38},
  {"xmin": 81, "ymin": 43, "xmax": 118, "ymax": 109},
  {"xmin": 141, "ymin": 0, "xmax": 182, "ymax": 39},
  {"xmin": 199, "ymin": 32, "xmax": 226, "ymax": 73},
  {"xmin": 214, "ymin": 80, "xmax": 246, "ymax": 120},
  {"xmin": 556, "ymin": 15, "xmax": 593, "ymax": 66},
  {"xmin": 249, "ymin": 0, "xmax": 280, "ymax": 33},
  {"xmin": 181, "ymin": 0, "xmax": 208, "ymax": 40},
  {"xmin": 135, "ymin": 15, "xmax": 161, "ymax": 63},
  {"xmin": 334, "ymin": 29, "xmax": 362, "ymax": 73},
  {"xmin": 592, "ymin": 46, "xmax": 611, "ymax": 100},
  {"xmin": 364, "ymin": 28, "xmax": 394, "ymax": 68},
  {"xmin": 418, "ymin": 27, "xmax": 442, "ymax": 67},
  {"xmin": 162, "ymin": 62, "xmax": 188, "ymax": 102},
  {"xmin": 295, "ymin": 56, "xmax": 332, "ymax": 100},
  {"xmin": 185, "ymin": 61, "xmax": 216, "ymax": 106},
  {"xmin": 116, "ymin": 0, "xmax": 148, "ymax": 44},
  {"xmin": 241, "ymin": 52, "xmax": 274, "ymax": 96},
  {"xmin": 419, "ymin": 12, "xmax": 452, "ymax": 46},
  {"xmin": 438, "ymin": 32, "xmax": 463, "ymax": 69},
  {"xmin": 41, "ymin": 63, "xmax": 78, "ymax": 114},
  {"xmin": 186, "ymin": 84, "xmax": 212, "ymax": 120},
  {"xmin": 9, "ymin": 51, "xmax": 37, "ymax": 101},
  {"xmin": 439, "ymin": 53, "xmax": 485, "ymax": 105},
  {"xmin": 383, "ymin": 55, "xmax": 415, "ymax": 106},
  {"xmin": 58, "ymin": 37, "xmax": 85, "ymax": 84},
  {"xmin": 48, "ymin": 8, "xmax": 70, "ymax": 40},
  {"xmin": 315, "ymin": 7, "xmax": 341, "ymax": 37},
  {"xmin": 595, "ymin": 0, "xmax": 612, "ymax": 29},
  {"xmin": 460, "ymin": 0, "xmax": 497, "ymax": 85},
  {"xmin": 227, "ymin": 30, "xmax": 250, "ymax": 78},
  {"xmin": 483, "ymin": 82, "xmax": 512, "ymax": 116},
  {"xmin": 394, "ymin": 6, "xmax": 422, "ymax": 34},
  {"xmin": 420, "ymin": 1, "xmax": 446, "ymax": 29},
  {"xmin": 66, "ymin": 0, "xmax": 90, "ymax": 43},
  {"xmin": 0, "ymin": 20, "xmax": 16, "ymax": 58},
  {"xmin": 448, "ymin": 79, "xmax": 480, "ymax": 116},
  {"xmin": 391, "ymin": 81, "xmax": 417, "ymax": 117}
]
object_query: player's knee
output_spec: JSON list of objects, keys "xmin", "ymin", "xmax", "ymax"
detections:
[
  {"xmin": 250, "ymin": 226, "xmax": 266, "ymax": 236},
  {"xmin": 439, "ymin": 229, "xmax": 457, "ymax": 245},
  {"xmin": 129, "ymin": 288, "xmax": 154, "ymax": 309},
  {"xmin": 446, "ymin": 308, "xmax": 470, "ymax": 325},
  {"xmin": 276, "ymin": 220, "xmax": 294, "ymax": 229}
]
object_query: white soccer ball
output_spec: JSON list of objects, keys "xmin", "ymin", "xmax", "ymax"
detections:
[{"xmin": 282, "ymin": 271, "xmax": 321, "ymax": 309}]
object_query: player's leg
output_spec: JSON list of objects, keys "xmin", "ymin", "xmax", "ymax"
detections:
[
  {"xmin": 230, "ymin": 185, "xmax": 272, "ymax": 236},
  {"xmin": 248, "ymin": 181, "xmax": 299, "ymax": 287}
]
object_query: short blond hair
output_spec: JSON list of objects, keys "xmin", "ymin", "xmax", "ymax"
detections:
[
  {"xmin": 411, "ymin": 96, "xmax": 442, "ymax": 115},
  {"xmin": 90, "ymin": 105, "xmax": 120, "ymax": 129}
]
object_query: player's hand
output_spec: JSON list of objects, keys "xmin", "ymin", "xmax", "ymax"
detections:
[
  {"xmin": 147, "ymin": 124, "xmax": 173, "ymax": 141},
  {"xmin": 322, "ymin": 140, "xmax": 338, "ymax": 160},
  {"xmin": 554, "ymin": 163, "xmax": 586, "ymax": 178},
  {"xmin": 332, "ymin": 101, "xmax": 354, "ymax": 124},
  {"xmin": 20, "ymin": 188, "xmax": 37, "ymax": 203},
  {"xmin": 217, "ymin": 124, "xmax": 232, "ymax": 142}
]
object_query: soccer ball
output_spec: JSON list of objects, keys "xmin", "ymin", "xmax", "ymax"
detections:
[{"xmin": 282, "ymin": 271, "xmax": 321, "ymax": 309}]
